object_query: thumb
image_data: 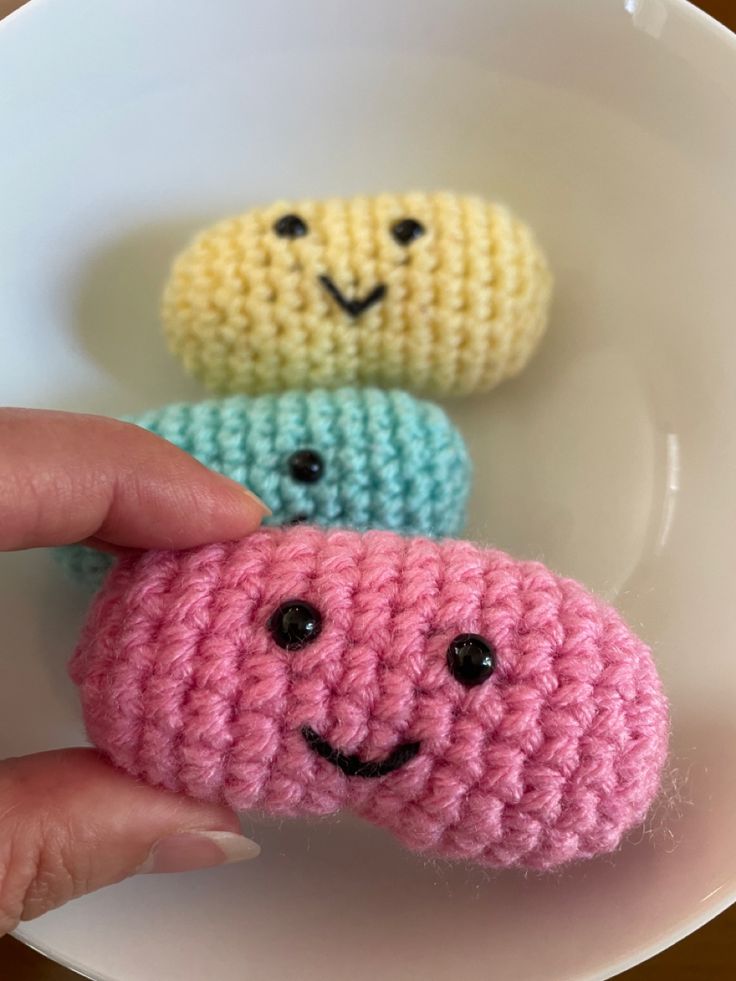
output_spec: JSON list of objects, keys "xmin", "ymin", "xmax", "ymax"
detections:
[{"xmin": 0, "ymin": 749, "xmax": 259, "ymax": 933}]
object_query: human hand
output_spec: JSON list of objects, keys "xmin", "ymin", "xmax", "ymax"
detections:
[{"xmin": 0, "ymin": 408, "xmax": 268, "ymax": 935}]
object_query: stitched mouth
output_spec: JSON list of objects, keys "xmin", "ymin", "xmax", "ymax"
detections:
[
  {"xmin": 318, "ymin": 274, "xmax": 386, "ymax": 318},
  {"xmin": 302, "ymin": 726, "xmax": 420, "ymax": 778}
]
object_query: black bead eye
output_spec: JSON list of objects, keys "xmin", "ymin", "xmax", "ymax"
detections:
[
  {"xmin": 268, "ymin": 600, "xmax": 322, "ymax": 650},
  {"xmin": 391, "ymin": 217, "xmax": 426, "ymax": 245},
  {"xmin": 287, "ymin": 449, "xmax": 324, "ymax": 483},
  {"xmin": 446, "ymin": 634, "xmax": 496, "ymax": 687},
  {"xmin": 273, "ymin": 213, "xmax": 309, "ymax": 238}
]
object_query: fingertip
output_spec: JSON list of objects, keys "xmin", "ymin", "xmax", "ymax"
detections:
[
  {"xmin": 0, "ymin": 409, "xmax": 271, "ymax": 552},
  {"xmin": 220, "ymin": 477, "xmax": 272, "ymax": 520},
  {"xmin": 197, "ymin": 474, "xmax": 271, "ymax": 543},
  {"xmin": 240, "ymin": 485, "xmax": 272, "ymax": 518}
]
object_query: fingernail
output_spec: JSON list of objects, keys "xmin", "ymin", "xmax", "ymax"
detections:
[
  {"xmin": 241, "ymin": 486, "xmax": 272, "ymax": 517},
  {"xmin": 136, "ymin": 831, "xmax": 260, "ymax": 875},
  {"xmin": 220, "ymin": 476, "xmax": 271, "ymax": 517},
  {"xmin": 214, "ymin": 471, "xmax": 271, "ymax": 518}
]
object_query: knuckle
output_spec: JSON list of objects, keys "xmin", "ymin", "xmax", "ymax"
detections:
[
  {"xmin": 18, "ymin": 818, "xmax": 85, "ymax": 922},
  {"xmin": 0, "ymin": 814, "xmax": 39, "ymax": 934},
  {"xmin": 0, "ymin": 766, "xmax": 90, "ymax": 931}
]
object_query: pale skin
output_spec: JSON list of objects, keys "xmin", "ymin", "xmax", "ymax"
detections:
[{"xmin": 0, "ymin": 409, "xmax": 268, "ymax": 936}]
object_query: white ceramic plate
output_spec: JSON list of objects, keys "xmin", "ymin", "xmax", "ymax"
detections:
[{"xmin": 2, "ymin": 0, "xmax": 735, "ymax": 978}]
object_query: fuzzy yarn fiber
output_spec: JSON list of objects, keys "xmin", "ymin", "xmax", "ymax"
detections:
[
  {"xmin": 162, "ymin": 191, "xmax": 552, "ymax": 397},
  {"xmin": 71, "ymin": 526, "xmax": 668, "ymax": 870},
  {"xmin": 56, "ymin": 388, "xmax": 470, "ymax": 589}
]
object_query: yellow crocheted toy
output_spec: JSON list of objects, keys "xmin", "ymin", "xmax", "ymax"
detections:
[{"xmin": 162, "ymin": 192, "xmax": 552, "ymax": 397}]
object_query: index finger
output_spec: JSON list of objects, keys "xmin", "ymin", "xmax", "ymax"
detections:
[{"xmin": 0, "ymin": 408, "xmax": 268, "ymax": 551}]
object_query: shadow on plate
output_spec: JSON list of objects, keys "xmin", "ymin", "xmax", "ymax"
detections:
[
  {"xmin": 33, "ymin": 551, "xmax": 91, "ymax": 718},
  {"xmin": 72, "ymin": 217, "xmax": 211, "ymax": 406}
]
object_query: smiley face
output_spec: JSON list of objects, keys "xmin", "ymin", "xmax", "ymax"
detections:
[
  {"xmin": 161, "ymin": 192, "xmax": 553, "ymax": 397},
  {"xmin": 70, "ymin": 527, "xmax": 668, "ymax": 870},
  {"xmin": 55, "ymin": 388, "xmax": 470, "ymax": 589}
]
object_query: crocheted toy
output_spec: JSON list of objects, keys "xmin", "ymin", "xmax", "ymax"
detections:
[
  {"xmin": 70, "ymin": 526, "xmax": 668, "ymax": 870},
  {"xmin": 56, "ymin": 388, "xmax": 470, "ymax": 589},
  {"xmin": 161, "ymin": 192, "xmax": 552, "ymax": 397}
]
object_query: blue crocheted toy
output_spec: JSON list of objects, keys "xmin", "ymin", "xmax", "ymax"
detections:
[{"xmin": 56, "ymin": 387, "xmax": 471, "ymax": 589}]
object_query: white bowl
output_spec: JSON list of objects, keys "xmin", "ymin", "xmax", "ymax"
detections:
[{"xmin": 1, "ymin": 0, "xmax": 735, "ymax": 978}]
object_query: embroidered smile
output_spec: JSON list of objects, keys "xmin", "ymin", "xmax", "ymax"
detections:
[
  {"xmin": 318, "ymin": 274, "xmax": 386, "ymax": 318},
  {"xmin": 302, "ymin": 725, "xmax": 420, "ymax": 778}
]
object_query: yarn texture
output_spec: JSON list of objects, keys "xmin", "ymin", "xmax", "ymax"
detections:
[
  {"xmin": 56, "ymin": 388, "xmax": 470, "ymax": 588},
  {"xmin": 71, "ymin": 526, "xmax": 669, "ymax": 870},
  {"xmin": 161, "ymin": 192, "xmax": 552, "ymax": 397}
]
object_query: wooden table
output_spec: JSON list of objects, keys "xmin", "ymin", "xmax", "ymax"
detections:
[{"xmin": 0, "ymin": 0, "xmax": 734, "ymax": 976}]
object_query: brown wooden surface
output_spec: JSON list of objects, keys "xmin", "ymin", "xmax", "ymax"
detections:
[{"xmin": 0, "ymin": 0, "xmax": 734, "ymax": 977}]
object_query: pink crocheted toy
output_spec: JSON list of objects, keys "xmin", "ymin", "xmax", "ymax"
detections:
[{"xmin": 70, "ymin": 527, "xmax": 668, "ymax": 870}]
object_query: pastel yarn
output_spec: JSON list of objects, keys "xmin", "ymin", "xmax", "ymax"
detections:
[
  {"xmin": 56, "ymin": 388, "xmax": 470, "ymax": 589},
  {"xmin": 70, "ymin": 526, "xmax": 669, "ymax": 870},
  {"xmin": 162, "ymin": 191, "xmax": 552, "ymax": 397}
]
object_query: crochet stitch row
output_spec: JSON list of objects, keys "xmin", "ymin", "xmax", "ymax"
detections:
[{"xmin": 162, "ymin": 192, "xmax": 552, "ymax": 397}]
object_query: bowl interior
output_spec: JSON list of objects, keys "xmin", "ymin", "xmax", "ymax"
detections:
[{"xmin": 1, "ymin": 1, "xmax": 736, "ymax": 979}]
